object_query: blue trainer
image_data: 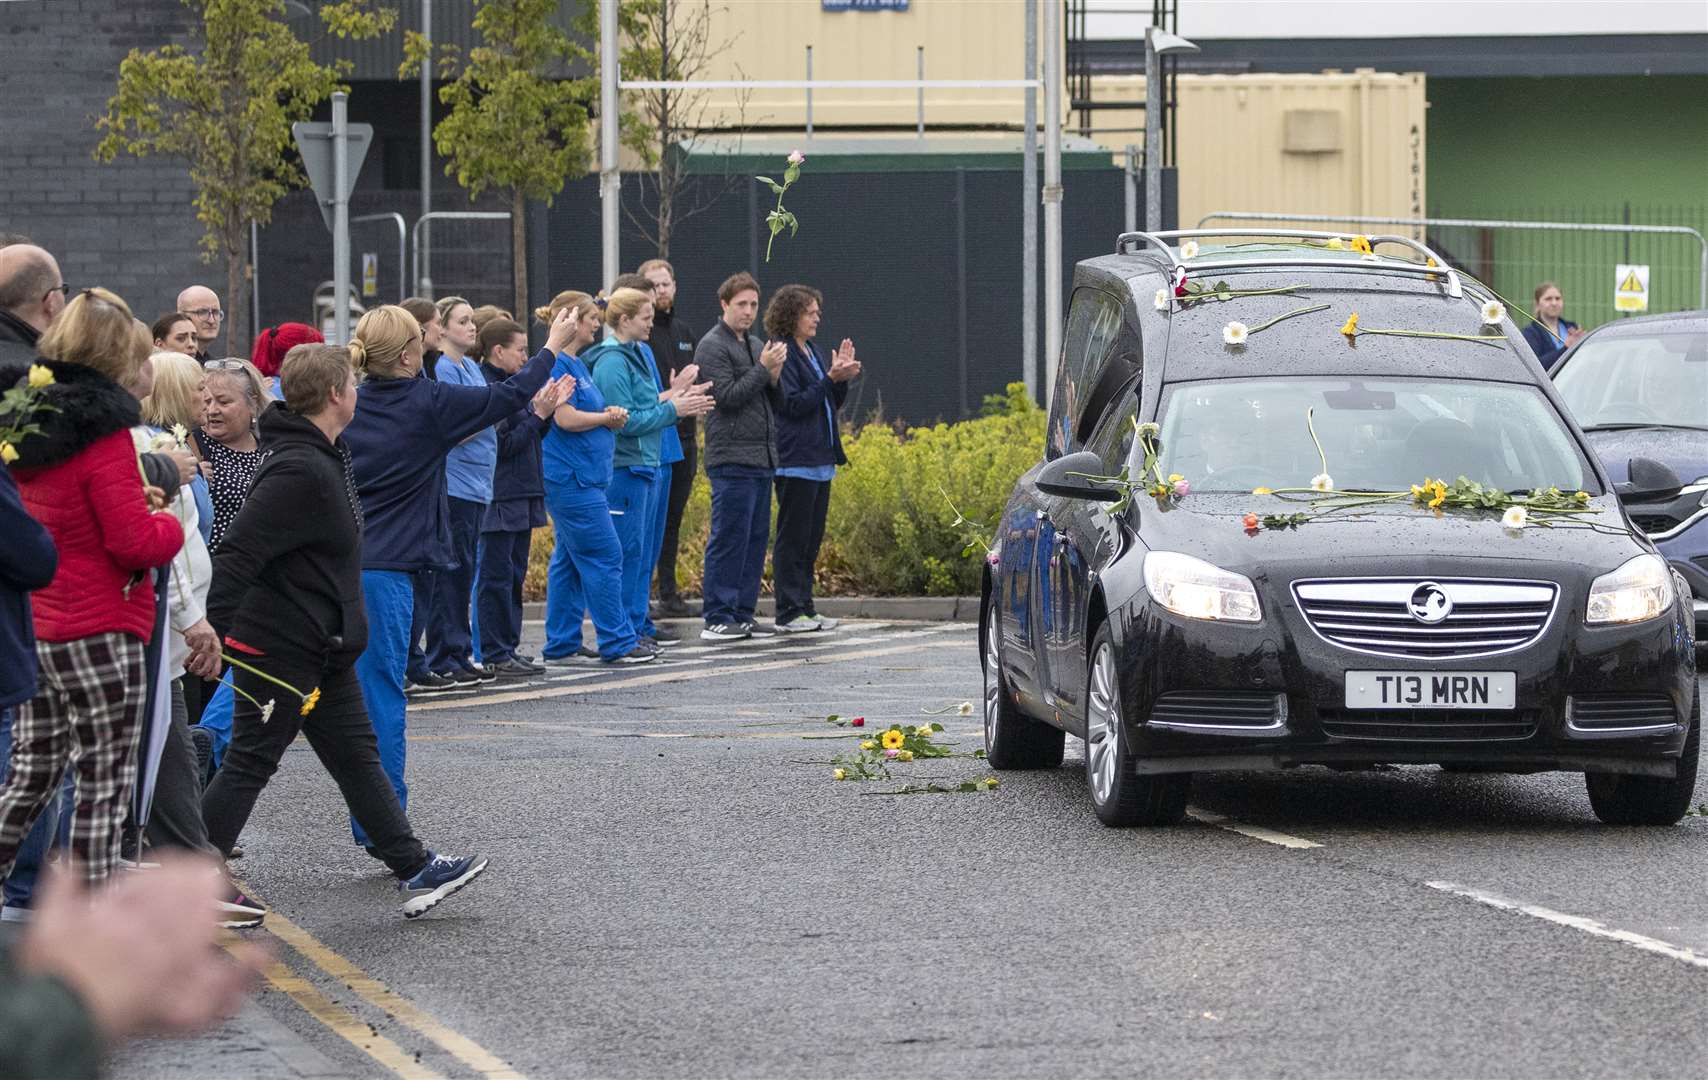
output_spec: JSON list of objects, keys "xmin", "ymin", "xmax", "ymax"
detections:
[{"xmin": 399, "ymin": 852, "xmax": 489, "ymax": 918}]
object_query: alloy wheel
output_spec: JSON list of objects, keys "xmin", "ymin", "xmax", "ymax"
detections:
[{"xmin": 1086, "ymin": 642, "xmax": 1120, "ymax": 804}]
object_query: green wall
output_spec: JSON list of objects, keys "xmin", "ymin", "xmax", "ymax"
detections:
[{"xmin": 1426, "ymin": 76, "xmax": 1708, "ymax": 325}]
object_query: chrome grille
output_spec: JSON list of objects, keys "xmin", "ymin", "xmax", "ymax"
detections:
[
  {"xmin": 1149, "ymin": 691, "xmax": 1283, "ymax": 728},
  {"xmin": 1293, "ymin": 579, "xmax": 1558, "ymax": 660},
  {"xmin": 1567, "ymin": 694, "xmax": 1677, "ymax": 730},
  {"xmin": 1317, "ymin": 708, "xmax": 1539, "ymax": 742}
]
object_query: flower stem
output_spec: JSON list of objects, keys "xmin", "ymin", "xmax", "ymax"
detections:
[
  {"xmin": 1247, "ymin": 302, "xmax": 1330, "ymax": 336},
  {"xmin": 1305, "ymin": 407, "xmax": 1329, "ymax": 479},
  {"xmin": 1357, "ymin": 328, "xmax": 1507, "ymax": 346},
  {"xmin": 220, "ymin": 653, "xmax": 309, "ymax": 703}
]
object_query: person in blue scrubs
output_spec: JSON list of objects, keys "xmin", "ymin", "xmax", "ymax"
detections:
[{"xmin": 536, "ymin": 292, "xmax": 658, "ymax": 666}]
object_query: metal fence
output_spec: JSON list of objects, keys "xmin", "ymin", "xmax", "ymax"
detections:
[
  {"xmin": 545, "ymin": 165, "xmax": 1130, "ymax": 425},
  {"xmin": 1198, "ymin": 208, "xmax": 1708, "ymax": 329},
  {"xmin": 412, "ymin": 211, "xmax": 515, "ymax": 309}
]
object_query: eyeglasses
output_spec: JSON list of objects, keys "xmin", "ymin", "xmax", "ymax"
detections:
[
  {"xmin": 204, "ymin": 359, "xmax": 246, "ymax": 371},
  {"xmin": 43, "ymin": 283, "xmax": 70, "ymax": 301},
  {"xmin": 185, "ymin": 308, "xmax": 224, "ymax": 321}
]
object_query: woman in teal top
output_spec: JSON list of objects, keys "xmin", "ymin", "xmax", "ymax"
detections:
[{"xmin": 581, "ymin": 288, "xmax": 713, "ymax": 647}]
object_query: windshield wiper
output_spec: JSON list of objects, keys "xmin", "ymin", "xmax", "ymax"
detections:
[{"xmin": 1582, "ymin": 422, "xmax": 1708, "ymax": 432}]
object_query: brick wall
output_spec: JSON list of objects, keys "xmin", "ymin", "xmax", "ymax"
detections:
[{"xmin": 0, "ymin": 1, "xmax": 216, "ymax": 332}]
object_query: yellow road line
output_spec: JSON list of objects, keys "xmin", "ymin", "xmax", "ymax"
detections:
[
  {"xmin": 413, "ymin": 637, "xmax": 966, "ymax": 713},
  {"xmin": 242, "ymin": 893, "xmax": 529, "ymax": 1079},
  {"xmin": 243, "ymin": 952, "xmax": 447, "ymax": 1080}
]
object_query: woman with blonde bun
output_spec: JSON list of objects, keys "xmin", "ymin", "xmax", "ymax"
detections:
[
  {"xmin": 338, "ymin": 304, "xmax": 575, "ymax": 856},
  {"xmin": 534, "ymin": 291, "xmax": 669, "ymax": 665}
]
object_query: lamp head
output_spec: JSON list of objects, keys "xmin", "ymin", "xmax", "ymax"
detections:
[{"xmin": 1147, "ymin": 28, "xmax": 1201, "ymax": 54}]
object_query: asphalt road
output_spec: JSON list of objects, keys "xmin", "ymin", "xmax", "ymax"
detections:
[{"xmin": 116, "ymin": 619, "xmax": 1708, "ymax": 1079}]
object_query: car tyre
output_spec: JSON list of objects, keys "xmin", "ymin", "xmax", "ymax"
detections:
[
  {"xmin": 1085, "ymin": 624, "xmax": 1190, "ymax": 826},
  {"xmin": 982, "ymin": 600, "xmax": 1065, "ymax": 770},
  {"xmin": 1585, "ymin": 693, "xmax": 1700, "ymax": 826}
]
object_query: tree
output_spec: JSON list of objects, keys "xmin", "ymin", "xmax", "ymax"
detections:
[
  {"xmin": 410, "ymin": 0, "xmax": 595, "ymax": 318},
  {"xmin": 594, "ymin": 0, "xmax": 752, "ymax": 260},
  {"xmin": 94, "ymin": 0, "xmax": 396, "ymax": 354}
]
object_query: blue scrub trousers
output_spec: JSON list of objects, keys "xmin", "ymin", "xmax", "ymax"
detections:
[
  {"xmin": 702, "ymin": 468, "xmax": 774, "ymax": 627},
  {"xmin": 407, "ymin": 570, "xmax": 435, "ymax": 682},
  {"xmin": 641, "ymin": 467, "xmax": 673, "ymax": 637},
  {"xmin": 608, "ymin": 466, "xmax": 660, "ymax": 641},
  {"xmin": 543, "ymin": 484, "xmax": 636, "ymax": 661},
  {"xmin": 0, "ymin": 706, "xmax": 73, "ymax": 910},
  {"xmin": 352, "ymin": 569, "xmax": 411, "ymax": 848},
  {"xmin": 196, "ymin": 681, "xmax": 233, "ymax": 768}
]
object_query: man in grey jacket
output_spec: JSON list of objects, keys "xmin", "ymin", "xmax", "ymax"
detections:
[{"xmin": 693, "ymin": 272, "xmax": 786, "ymax": 641}]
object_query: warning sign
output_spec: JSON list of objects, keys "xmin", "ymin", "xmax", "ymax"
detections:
[
  {"xmin": 1614, "ymin": 263, "xmax": 1649, "ymax": 313},
  {"xmin": 361, "ymin": 253, "xmax": 378, "ymax": 298}
]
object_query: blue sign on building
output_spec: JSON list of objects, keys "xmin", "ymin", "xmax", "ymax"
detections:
[{"xmin": 823, "ymin": 0, "xmax": 910, "ymax": 10}]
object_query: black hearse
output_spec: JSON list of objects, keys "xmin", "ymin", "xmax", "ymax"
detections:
[{"xmin": 982, "ymin": 231, "xmax": 1698, "ymax": 827}]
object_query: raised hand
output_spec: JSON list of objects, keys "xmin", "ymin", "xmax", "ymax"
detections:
[
  {"xmin": 759, "ymin": 340, "xmax": 788, "ymax": 378},
  {"xmin": 545, "ymin": 306, "xmax": 579, "ymax": 354},
  {"xmin": 673, "ymin": 387, "xmax": 715, "ymax": 418},
  {"xmin": 669, "ymin": 362, "xmax": 700, "ymax": 392}
]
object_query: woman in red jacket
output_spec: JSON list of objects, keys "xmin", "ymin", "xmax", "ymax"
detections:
[{"xmin": 0, "ymin": 288, "xmax": 186, "ymax": 888}]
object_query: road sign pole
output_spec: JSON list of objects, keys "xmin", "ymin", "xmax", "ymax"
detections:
[{"xmin": 332, "ymin": 92, "xmax": 351, "ymax": 345}]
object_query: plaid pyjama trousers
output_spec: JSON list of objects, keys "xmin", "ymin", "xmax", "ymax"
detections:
[{"xmin": 0, "ymin": 632, "xmax": 147, "ymax": 887}]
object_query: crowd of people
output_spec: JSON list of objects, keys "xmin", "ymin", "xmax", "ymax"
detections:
[{"xmin": 0, "ymin": 237, "xmax": 864, "ymax": 1065}]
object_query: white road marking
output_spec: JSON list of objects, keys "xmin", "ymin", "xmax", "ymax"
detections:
[
  {"xmin": 1187, "ymin": 808, "xmax": 1323, "ymax": 849},
  {"xmin": 1425, "ymin": 882, "xmax": 1708, "ymax": 971},
  {"xmin": 414, "ymin": 638, "xmax": 968, "ymax": 712}
]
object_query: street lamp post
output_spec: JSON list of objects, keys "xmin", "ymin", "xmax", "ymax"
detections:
[{"xmin": 1143, "ymin": 27, "xmax": 1198, "ymax": 233}]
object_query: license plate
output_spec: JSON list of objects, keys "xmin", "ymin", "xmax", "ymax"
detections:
[{"xmin": 1344, "ymin": 671, "xmax": 1516, "ymax": 710}]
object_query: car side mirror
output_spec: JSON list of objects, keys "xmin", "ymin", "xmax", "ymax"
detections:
[
  {"xmin": 1037, "ymin": 450, "xmax": 1122, "ymax": 502},
  {"xmin": 1614, "ymin": 456, "xmax": 1682, "ymax": 500}
]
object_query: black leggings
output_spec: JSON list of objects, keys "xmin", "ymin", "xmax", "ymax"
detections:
[{"xmin": 201, "ymin": 661, "xmax": 428, "ymax": 879}]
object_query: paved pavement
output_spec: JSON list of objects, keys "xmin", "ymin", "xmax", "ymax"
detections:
[{"xmin": 116, "ymin": 618, "xmax": 1707, "ymax": 1079}]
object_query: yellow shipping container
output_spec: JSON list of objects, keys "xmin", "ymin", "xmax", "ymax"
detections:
[{"xmin": 686, "ymin": 4, "xmax": 1426, "ymax": 235}]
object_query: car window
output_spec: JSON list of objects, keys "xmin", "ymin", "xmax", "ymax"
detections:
[
  {"xmin": 1554, "ymin": 331, "xmax": 1708, "ymax": 430},
  {"xmin": 1048, "ymin": 289, "xmax": 1124, "ymax": 457},
  {"xmin": 1154, "ymin": 377, "xmax": 1597, "ymax": 494},
  {"xmin": 1085, "ymin": 374, "xmax": 1143, "ymax": 473}
]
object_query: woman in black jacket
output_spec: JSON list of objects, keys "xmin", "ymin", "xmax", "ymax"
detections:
[
  {"xmin": 763, "ymin": 284, "xmax": 860, "ymax": 634},
  {"xmin": 201, "ymin": 344, "xmax": 489, "ymax": 919},
  {"xmin": 1520, "ymin": 281, "xmax": 1583, "ymax": 372}
]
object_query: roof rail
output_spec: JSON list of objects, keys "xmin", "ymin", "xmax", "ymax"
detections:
[{"xmin": 1115, "ymin": 228, "xmax": 1463, "ymax": 299}]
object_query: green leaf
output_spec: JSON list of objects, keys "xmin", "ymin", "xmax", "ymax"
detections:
[{"xmin": 754, "ymin": 175, "xmax": 777, "ymax": 186}]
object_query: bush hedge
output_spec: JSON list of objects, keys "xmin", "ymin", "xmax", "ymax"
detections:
[{"xmin": 525, "ymin": 382, "xmax": 1044, "ymax": 600}]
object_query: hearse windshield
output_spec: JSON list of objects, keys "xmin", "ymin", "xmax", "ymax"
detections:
[{"xmin": 1155, "ymin": 377, "xmax": 1596, "ymax": 495}]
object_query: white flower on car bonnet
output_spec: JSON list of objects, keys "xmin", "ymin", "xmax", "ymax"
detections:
[
  {"xmin": 1154, "ymin": 288, "xmax": 1171, "ymax": 311},
  {"xmin": 1502, "ymin": 505, "xmax": 1528, "ymax": 530},
  {"xmin": 1179, "ymin": 240, "xmax": 1200, "ymax": 259},
  {"xmin": 1222, "ymin": 322, "xmax": 1249, "ymax": 346},
  {"xmin": 1480, "ymin": 300, "xmax": 1507, "ymax": 326},
  {"xmin": 1310, "ymin": 473, "xmax": 1335, "ymax": 492}
]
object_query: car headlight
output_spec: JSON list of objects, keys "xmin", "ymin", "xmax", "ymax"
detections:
[
  {"xmin": 1142, "ymin": 551, "xmax": 1262, "ymax": 623},
  {"xmin": 1585, "ymin": 553, "xmax": 1675, "ymax": 625}
]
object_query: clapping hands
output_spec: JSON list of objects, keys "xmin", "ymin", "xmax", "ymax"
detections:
[
  {"xmin": 531, "ymin": 374, "xmax": 576, "ymax": 419},
  {"xmin": 828, "ymin": 337, "xmax": 861, "ymax": 383},
  {"xmin": 672, "ymin": 381, "xmax": 715, "ymax": 419}
]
